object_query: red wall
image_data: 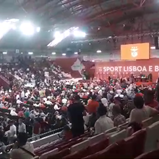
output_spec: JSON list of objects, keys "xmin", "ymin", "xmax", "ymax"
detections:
[
  {"xmin": 53, "ymin": 57, "xmax": 95, "ymax": 78},
  {"xmin": 95, "ymin": 58, "xmax": 159, "ymax": 82},
  {"xmin": 0, "ymin": 75, "xmax": 9, "ymax": 88}
]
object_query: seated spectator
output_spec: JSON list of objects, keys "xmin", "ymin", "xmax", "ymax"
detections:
[
  {"xmin": 112, "ymin": 105, "xmax": 126, "ymax": 127},
  {"xmin": 129, "ymin": 95, "xmax": 159, "ymax": 124},
  {"xmin": 10, "ymin": 132, "xmax": 35, "ymax": 159},
  {"xmin": 95, "ymin": 103, "xmax": 114, "ymax": 134}
]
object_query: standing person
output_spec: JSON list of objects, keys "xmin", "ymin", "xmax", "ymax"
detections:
[
  {"xmin": 68, "ymin": 95, "xmax": 85, "ymax": 137},
  {"xmin": 129, "ymin": 95, "xmax": 159, "ymax": 124},
  {"xmin": 7, "ymin": 121, "xmax": 17, "ymax": 144},
  {"xmin": 10, "ymin": 133, "xmax": 35, "ymax": 159},
  {"xmin": 86, "ymin": 95, "xmax": 99, "ymax": 114},
  {"xmin": 18, "ymin": 119, "xmax": 26, "ymax": 133},
  {"xmin": 95, "ymin": 103, "xmax": 114, "ymax": 134},
  {"xmin": 32, "ymin": 119, "xmax": 41, "ymax": 141}
]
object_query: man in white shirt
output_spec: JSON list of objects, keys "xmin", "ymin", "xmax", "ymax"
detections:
[
  {"xmin": 95, "ymin": 104, "xmax": 114, "ymax": 134},
  {"xmin": 129, "ymin": 95, "xmax": 159, "ymax": 123},
  {"xmin": 7, "ymin": 121, "xmax": 17, "ymax": 144},
  {"xmin": 18, "ymin": 119, "xmax": 26, "ymax": 133}
]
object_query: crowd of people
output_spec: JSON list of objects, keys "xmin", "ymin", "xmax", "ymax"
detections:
[{"xmin": 0, "ymin": 56, "xmax": 159, "ymax": 159}]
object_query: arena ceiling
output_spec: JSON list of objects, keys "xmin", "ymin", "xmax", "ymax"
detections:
[{"xmin": 0, "ymin": 0, "xmax": 158, "ymax": 55}]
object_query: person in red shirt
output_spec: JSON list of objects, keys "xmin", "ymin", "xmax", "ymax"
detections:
[
  {"xmin": 18, "ymin": 109, "xmax": 24, "ymax": 117},
  {"xmin": 87, "ymin": 95, "xmax": 99, "ymax": 114},
  {"xmin": 32, "ymin": 119, "xmax": 41, "ymax": 140}
]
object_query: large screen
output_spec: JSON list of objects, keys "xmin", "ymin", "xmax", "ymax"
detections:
[{"xmin": 121, "ymin": 43, "xmax": 150, "ymax": 60}]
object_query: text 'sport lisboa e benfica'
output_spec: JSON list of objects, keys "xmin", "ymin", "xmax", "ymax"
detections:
[{"xmin": 99, "ymin": 65, "xmax": 159, "ymax": 73}]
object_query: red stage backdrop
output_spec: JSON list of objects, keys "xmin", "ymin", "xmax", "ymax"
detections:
[
  {"xmin": 95, "ymin": 58, "xmax": 159, "ymax": 82},
  {"xmin": 52, "ymin": 57, "xmax": 95, "ymax": 78}
]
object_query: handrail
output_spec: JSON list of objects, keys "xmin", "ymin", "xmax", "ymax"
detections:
[
  {"xmin": 5, "ymin": 127, "xmax": 64, "ymax": 150},
  {"xmin": 28, "ymin": 127, "xmax": 63, "ymax": 141}
]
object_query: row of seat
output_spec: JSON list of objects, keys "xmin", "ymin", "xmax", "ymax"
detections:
[
  {"xmin": 33, "ymin": 114, "xmax": 159, "ymax": 159},
  {"xmin": 136, "ymin": 149, "xmax": 159, "ymax": 159},
  {"xmin": 37, "ymin": 133, "xmax": 89, "ymax": 159},
  {"xmin": 37, "ymin": 128, "xmax": 145, "ymax": 159}
]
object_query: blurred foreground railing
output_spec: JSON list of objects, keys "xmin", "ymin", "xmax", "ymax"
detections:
[{"xmin": 5, "ymin": 127, "xmax": 64, "ymax": 151}]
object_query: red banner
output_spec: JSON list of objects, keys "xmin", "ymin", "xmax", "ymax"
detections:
[{"xmin": 95, "ymin": 58, "xmax": 159, "ymax": 82}]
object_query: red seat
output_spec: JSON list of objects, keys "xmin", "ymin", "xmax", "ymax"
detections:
[
  {"xmin": 35, "ymin": 141, "xmax": 65, "ymax": 155},
  {"xmin": 59, "ymin": 138, "xmax": 83, "ymax": 151},
  {"xmin": 89, "ymin": 138, "xmax": 109, "ymax": 154},
  {"xmin": 83, "ymin": 139, "xmax": 134, "ymax": 159},
  {"xmin": 80, "ymin": 132, "xmax": 90, "ymax": 138},
  {"xmin": 63, "ymin": 147, "xmax": 90, "ymax": 159},
  {"xmin": 132, "ymin": 129, "xmax": 146, "ymax": 157},
  {"xmin": 135, "ymin": 149, "xmax": 159, "ymax": 159},
  {"xmin": 83, "ymin": 143, "xmax": 119, "ymax": 159},
  {"xmin": 63, "ymin": 138, "xmax": 109, "ymax": 159},
  {"xmin": 120, "ymin": 136, "xmax": 135, "ymax": 158},
  {"xmin": 47, "ymin": 148, "xmax": 70, "ymax": 159}
]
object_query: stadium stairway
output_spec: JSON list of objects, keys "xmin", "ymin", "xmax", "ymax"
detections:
[{"xmin": 0, "ymin": 73, "xmax": 10, "ymax": 88}]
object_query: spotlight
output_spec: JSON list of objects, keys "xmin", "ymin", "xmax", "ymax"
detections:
[
  {"xmin": 73, "ymin": 30, "xmax": 86, "ymax": 38},
  {"xmin": 3, "ymin": 52, "xmax": 7, "ymax": 55},
  {"xmin": 62, "ymin": 53, "xmax": 66, "ymax": 56},
  {"xmin": 20, "ymin": 21, "xmax": 35, "ymax": 36},
  {"xmin": 97, "ymin": 50, "xmax": 102, "ymax": 53},
  {"xmin": 54, "ymin": 31, "xmax": 61, "ymax": 38},
  {"xmin": 151, "ymin": 46, "xmax": 156, "ymax": 49},
  {"xmin": 11, "ymin": 24, "xmax": 16, "ymax": 30},
  {"xmin": 28, "ymin": 52, "xmax": 33, "ymax": 55},
  {"xmin": 52, "ymin": 52, "xmax": 56, "ymax": 55}
]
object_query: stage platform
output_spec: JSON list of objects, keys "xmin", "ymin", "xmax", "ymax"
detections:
[{"xmin": 135, "ymin": 82, "xmax": 155, "ymax": 86}]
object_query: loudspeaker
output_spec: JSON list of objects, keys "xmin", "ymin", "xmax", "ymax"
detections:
[{"xmin": 154, "ymin": 37, "xmax": 159, "ymax": 49}]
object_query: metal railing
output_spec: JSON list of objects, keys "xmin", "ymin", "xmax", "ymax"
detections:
[
  {"xmin": 5, "ymin": 127, "xmax": 64, "ymax": 150},
  {"xmin": 28, "ymin": 127, "xmax": 63, "ymax": 141}
]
